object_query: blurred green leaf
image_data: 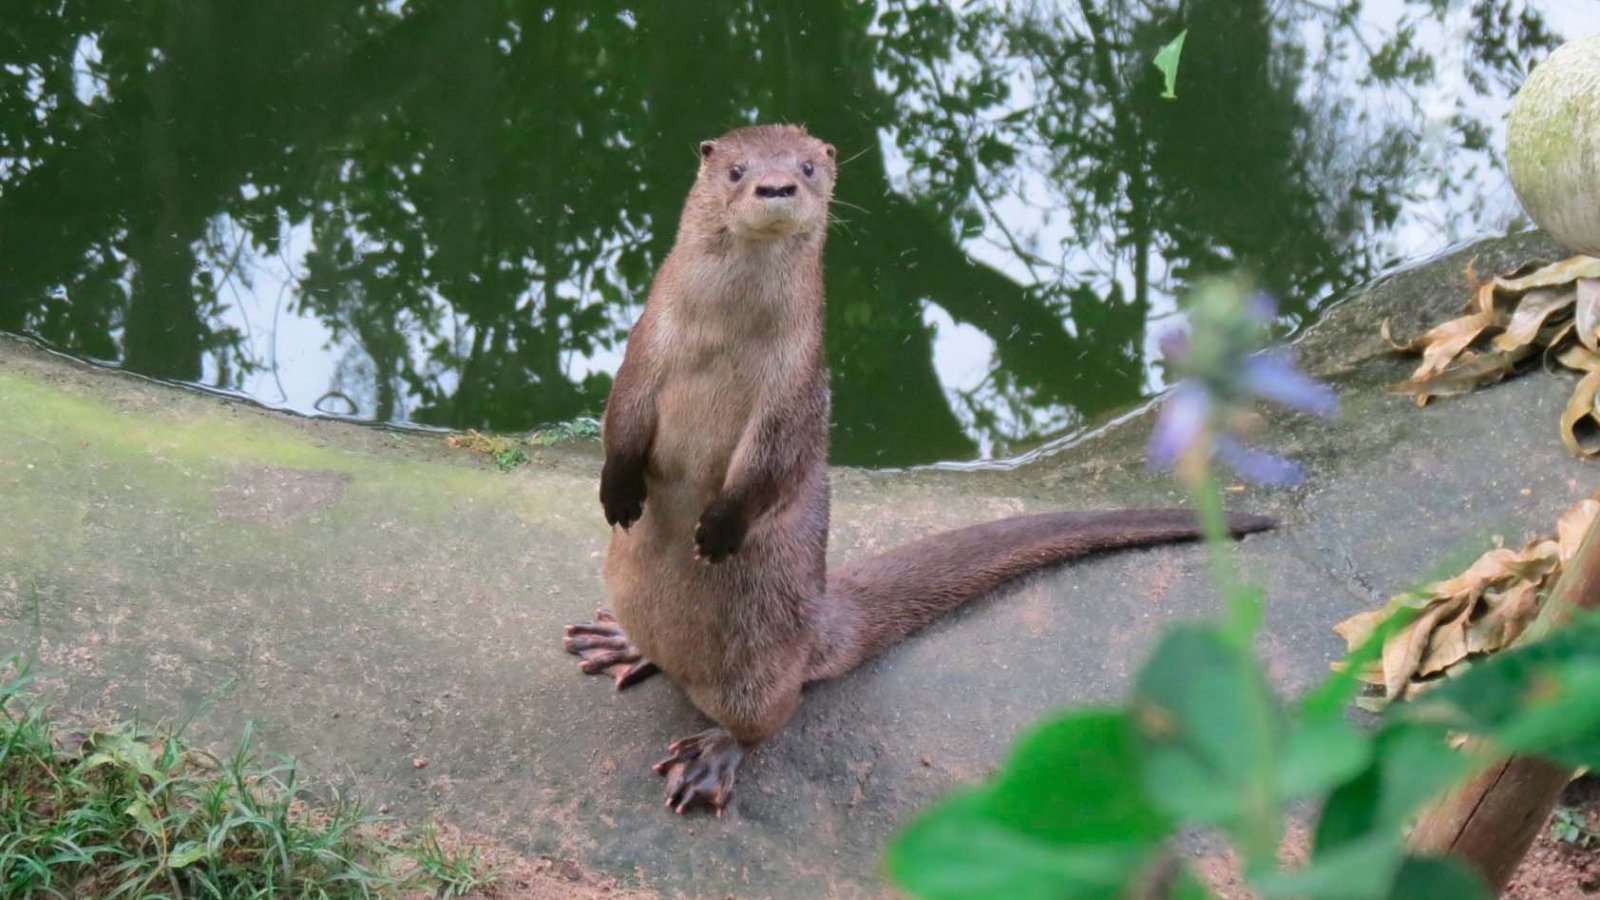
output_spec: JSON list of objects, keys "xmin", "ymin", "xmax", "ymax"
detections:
[
  {"xmin": 1402, "ymin": 614, "xmax": 1600, "ymax": 769},
  {"xmin": 1254, "ymin": 835, "xmax": 1400, "ymax": 900},
  {"xmin": 1277, "ymin": 714, "xmax": 1370, "ymax": 799},
  {"xmin": 166, "ymin": 841, "xmax": 210, "ymax": 869},
  {"xmin": 1315, "ymin": 723, "xmax": 1466, "ymax": 856},
  {"xmin": 990, "ymin": 710, "xmax": 1170, "ymax": 843},
  {"xmin": 889, "ymin": 711, "xmax": 1171, "ymax": 900},
  {"xmin": 1384, "ymin": 855, "xmax": 1491, "ymax": 900},
  {"xmin": 1133, "ymin": 625, "xmax": 1282, "ymax": 855},
  {"xmin": 889, "ymin": 792, "xmax": 1159, "ymax": 900}
]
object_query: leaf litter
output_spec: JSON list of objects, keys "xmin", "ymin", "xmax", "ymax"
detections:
[
  {"xmin": 1333, "ymin": 490, "xmax": 1600, "ymax": 708},
  {"xmin": 1383, "ymin": 255, "xmax": 1600, "ymax": 454}
]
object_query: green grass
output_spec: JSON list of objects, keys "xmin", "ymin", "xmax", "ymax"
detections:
[
  {"xmin": 0, "ymin": 655, "xmax": 496, "ymax": 899},
  {"xmin": 528, "ymin": 417, "xmax": 601, "ymax": 448}
]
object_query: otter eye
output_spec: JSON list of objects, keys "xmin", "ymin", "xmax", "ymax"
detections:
[
  {"xmin": 801, "ymin": 161, "xmax": 816, "ymax": 178},
  {"xmin": 729, "ymin": 165, "xmax": 745, "ymax": 183}
]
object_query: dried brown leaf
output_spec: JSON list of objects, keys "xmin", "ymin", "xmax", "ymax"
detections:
[
  {"xmin": 1424, "ymin": 546, "xmax": 1521, "ymax": 600},
  {"xmin": 1493, "ymin": 255, "xmax": 1600, "ymax": 294},
  {"xmin": 1556, "ymin": 343, "xmax": 1600, "ymax": 373},
  {"xmin": 1465, "ymin": 582, "xmax": 1542, "ymax": 656},
  {"xmin": 1387, "ymin": 345, "xmax": 1533, "ymax": 401},
  {"xmin": 1414, "ymin": 311, "xmax": 1500, "ymax": 379},
  {"xmin": 1382, "ymin": 596, "xmax": 1466, "ymax": 698},
  {"xmin": 1561, "ymin": 368, "xmax": 1600, "ymax": 457},
  {"xmin": 1333, "ymin": 490, "xmax": 1600, "ymax": 699},
  {"xmin": 1387, "ymin": 257, "xmax": 1600, "ymax": 458},
  {"xmin": 1417, "ymin": 596, "xmax": 1475, "ymax": 678},
  {"xmin": 1576, "ymin": 278, "xmax": 1600, "ymax": 352},
  {"xmin": 1380, "ymin": 317, "xmax": 1422, "ymax": 353},
  {"xmin": 1492, "ymin": 286, "xmax": 1575, "ymax": 351}
]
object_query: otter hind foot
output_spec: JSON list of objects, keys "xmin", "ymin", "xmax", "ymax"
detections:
[
  {"xmin": 564, "ymin": 609, "xmax": 660, "ymax": 689},
  {"xmin": 653, "ymin": 728, "xmax": 743, "ymax": 816}
]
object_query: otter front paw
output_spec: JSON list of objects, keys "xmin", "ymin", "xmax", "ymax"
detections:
[
  {"xmin": 600, "ymin": 457, "xmax": 647, "ymax": 529},
  {"xmin": 694, "ymin": 498, "xmax": 747, "ymax": 563}
]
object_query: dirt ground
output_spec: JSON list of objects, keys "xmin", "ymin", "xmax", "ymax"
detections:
[
  {"xmin": 444, "ymin": 782, "xmax": 1600, "ymax": 899},
  {"xmin": 1505, "ymin": 780, "xmax": 1600, "ymax": 900}
]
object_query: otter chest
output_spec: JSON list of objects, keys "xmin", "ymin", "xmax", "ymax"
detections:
[{"xmin": 649, "ymin": 302, "xmax": 793, "ymax": 488}]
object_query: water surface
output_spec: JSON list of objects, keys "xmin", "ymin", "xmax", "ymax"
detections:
[{"xmin": 1, "ymin": 1, "xmax": 1590, "ymax": 465}]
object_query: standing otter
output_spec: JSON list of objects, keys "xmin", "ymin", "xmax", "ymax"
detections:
[{"xmin": 564, "ymin": 123, "xmax": 1272, "ymax": 815}]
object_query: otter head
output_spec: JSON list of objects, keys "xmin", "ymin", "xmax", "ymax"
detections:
[{"xmin": 693, "ymin": 124, "xmax": 837, "ymax": 241}]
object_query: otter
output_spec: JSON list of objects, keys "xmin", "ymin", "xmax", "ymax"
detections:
[{"xmin": 564, "ymin": 123, "xmax": 1272, "ymax": 815}]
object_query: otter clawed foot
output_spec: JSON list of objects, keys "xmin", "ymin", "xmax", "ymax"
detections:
[
  {"xmin": 653, "ymin": 728, "xmax": 743, "ymax": 815},
  {"xmin": 564, "ymin": 609, "xmax": 660, "ymax": 689}
]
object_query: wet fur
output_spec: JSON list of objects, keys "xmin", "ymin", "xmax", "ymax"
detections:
[{"xmin": 594, "ymin": 124, "xmax": 1272, "ymax": 800}]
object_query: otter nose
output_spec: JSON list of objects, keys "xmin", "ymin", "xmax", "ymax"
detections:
[{"xmin": 755, "ymin": 182, "xmax": 798, "ymax": 199}]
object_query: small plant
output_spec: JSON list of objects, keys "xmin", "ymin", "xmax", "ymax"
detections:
[
  {"xmin": 408, "ymin": 823, "xmax": 499, "ymax": 899},
  {"xmin": 529, "ymin": 416, "xmax": 602, "ymax": 447},
  {"xmin": 493, "ymin": 445, "xmax": 530, "ymax": 471},
  {"xmin": 446, "ymin": 428, "xmax": 530, "ymax": 471},
  {"xmin": 1550, "ymin": 805, "xmax": 1599, "ymax": 848},
  {"xmin": 446, "ymin": 418, "xmax": 600, "ymax": 470},
  {"xmin": 0, "ymin": 653, "xmax": 496, "ymax": 899}
]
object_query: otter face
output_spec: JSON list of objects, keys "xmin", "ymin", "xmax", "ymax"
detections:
[{"xmin": 696, "ymin": 125, "xmax": 836, "ymax": 240}]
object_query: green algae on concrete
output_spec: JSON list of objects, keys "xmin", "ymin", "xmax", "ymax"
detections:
[{"xmin": 1, "ymin": 233, "xmax": 1595, "ymax": 899}]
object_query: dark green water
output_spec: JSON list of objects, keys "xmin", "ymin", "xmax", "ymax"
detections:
[{"xmin": 0, "ymin": 2, "xmax": 1590, "ymax": 466}]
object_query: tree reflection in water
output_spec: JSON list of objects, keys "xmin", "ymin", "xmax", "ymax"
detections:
[{"xmin": 0, "ymin": 0, "xmax": 1577, "ymax": 465}]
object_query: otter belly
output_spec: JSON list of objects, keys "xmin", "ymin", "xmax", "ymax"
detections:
[{"xmin": 602, "ymin": 469, "xmax": 828, "ymax": 692}]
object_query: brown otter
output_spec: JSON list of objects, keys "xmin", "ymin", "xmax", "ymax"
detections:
[{"xmin": 564, "ymin": 123, "xmax": 1272, "ymax": 815}]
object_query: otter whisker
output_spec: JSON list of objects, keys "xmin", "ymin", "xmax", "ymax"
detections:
[{"xmin": 837, "ymin": 144, "xmax": 873, "ymax": 167}]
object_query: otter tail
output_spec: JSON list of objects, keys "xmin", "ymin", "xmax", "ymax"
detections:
[{"xmin": 804, "ymin": 508, "xmax": 1273, "ymax": 681}]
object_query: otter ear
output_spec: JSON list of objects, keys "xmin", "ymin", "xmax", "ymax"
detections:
[
  {"xmin": 698, "ymin": 140, "xmax": 717, "ymax": 161},
  {"xmin": 823, "ymin": 144, "xmax": 837, "ymax": 161}
]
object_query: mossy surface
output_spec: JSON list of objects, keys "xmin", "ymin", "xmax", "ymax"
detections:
[{"xmin": 2, "ymin": 234, "xmax": 1596, "ymax": 898}]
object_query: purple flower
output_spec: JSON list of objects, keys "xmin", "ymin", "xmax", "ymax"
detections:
[
  {"xmin": 1241, "ymin": 351, "xmax": 1340, "ymax": 419},
  {"xmin": 1146, "ymin": 280, "xmax": 1338, "ymax": 486}
]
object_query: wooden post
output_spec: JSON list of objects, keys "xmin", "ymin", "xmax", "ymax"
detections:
[{"xmin": 1405, "ymin": 506, "xmax": 1600, "ymax": 891}]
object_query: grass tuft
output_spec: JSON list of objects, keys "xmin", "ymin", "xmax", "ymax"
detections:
[{"xmin": 0, "ymin": 654, "xmax": 494, "ymax": 899}]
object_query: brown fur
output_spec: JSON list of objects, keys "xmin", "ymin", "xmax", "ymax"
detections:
[{"xmin": 582, "ymin": 124, "xmax": 1273, "ymax": 812}]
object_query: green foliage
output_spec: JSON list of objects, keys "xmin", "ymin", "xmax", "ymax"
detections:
[
  {"xmin": 529, "ymin": 416, "xmax": 602, "ymax": 447},
  {"xmin": 408, "ymin": 824, "xmax": 499, "ymax": 899},
  {"xmin": 888, "ymin": 711, "xmax": 1173, "ymax": 900},
  {"xmin": 493, "ymin": 446, "xmax": 530, "ymax": 471},
  {"xmin": 0, "ymin": 655, "xmax": 494, "ymax": 899},
  {"xmin": 446, "ymin": 428, "xmax": 531, "ymax": 471},
  {"xmin": 890, "ymin": 558, "xmax": 1600, "ymax": 899},
  {"xmin": 1550, "ymin": 806, "xmax": 1598, "ymax": 847}
]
